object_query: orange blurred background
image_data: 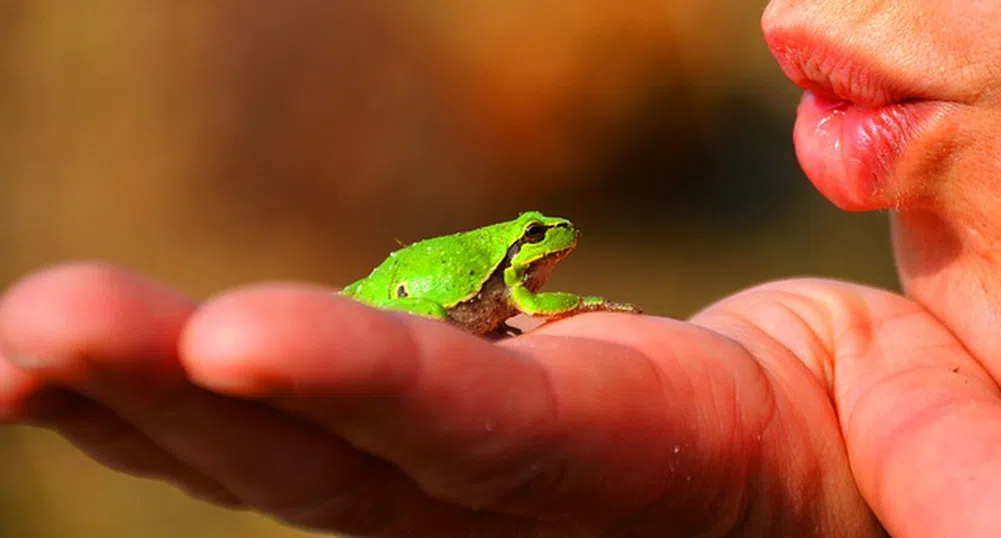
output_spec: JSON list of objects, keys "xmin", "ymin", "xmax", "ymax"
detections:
[{"xmin": 0, "ymin": 1, "xmax": 898, "ymax": 536}]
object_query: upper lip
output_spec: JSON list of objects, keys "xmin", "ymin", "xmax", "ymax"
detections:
[{"xmin": 764, "ymin": 30, "xmax": 926, "ymax": 107}]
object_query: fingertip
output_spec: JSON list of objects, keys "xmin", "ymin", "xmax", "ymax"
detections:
[
  {"xmin": 179, "ymin": 283, "xmax": 421, "ymax": 397},
  {"xmin": 0, "ymin": 261, "xmax": 194, "ymax": 380}
]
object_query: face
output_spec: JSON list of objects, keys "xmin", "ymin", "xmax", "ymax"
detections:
[
  {"xmin": 508, "ymin": 216, "xmax": 577, "ymax": 293},
  {"xmin": 762, "ymin": 0, "xmax": 1001, "ymax": 373},
  {"xmin": 763, "ymin": 0, "xmax": 1001, "ymax": 212},
  {"xmin": 509, "ymin": 213, "xmax": 577, "ymax": 268}
]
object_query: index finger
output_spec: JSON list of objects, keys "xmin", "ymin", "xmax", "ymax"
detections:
[{"xmin": 180, "ymin": 285, "xmax": 766, "ymax": 529}]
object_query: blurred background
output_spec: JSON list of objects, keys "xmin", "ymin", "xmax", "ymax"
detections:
[{"xmin": 0, "ymin": 1, "xmax": 898, "ymax": 536}]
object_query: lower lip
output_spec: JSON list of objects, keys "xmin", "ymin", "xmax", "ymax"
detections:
[{"xmin": 793, "ymin": 90, "xmax": 943, "ymax": 210}]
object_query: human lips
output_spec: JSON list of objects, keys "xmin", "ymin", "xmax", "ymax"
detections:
[{"xmin": 766, "ymin": 32, "xmax": 951, "ymax": 210}]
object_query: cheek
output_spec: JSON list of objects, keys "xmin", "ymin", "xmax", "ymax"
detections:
[
  {"xmin": 923, "ymin": 108, "xmax": 1001, "ymax": 214},
  {"xmin": 954, "ymin": 111, "xmax": 1001, "ymax": 189},
  {"xmin": 967, "ymin": 125, "xmax": 1001, "ymax": 205},
  {"xmin": 932, "ymin": 1, "xmax": 1001, "ymax": 89},
  {"xmin": 883, "ymin": 105, "xmax": 1001, "ymax": 215}
]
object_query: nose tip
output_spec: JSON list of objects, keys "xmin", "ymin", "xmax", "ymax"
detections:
[
  {"xmin": 760, "ymin": 3, "xmax": 781, "ymax": 45},
  {"xmin": 760, "ymin": 0, "xmax": 798, "ymax": 46},
  {"xmin": 760, "ymin": 0, "xmax": 820, "ymax": 82}
]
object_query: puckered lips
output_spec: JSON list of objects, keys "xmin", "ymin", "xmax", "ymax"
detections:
[{"xmin": 765, "ymin": 31, "xmax": 953, "ymax": 210}]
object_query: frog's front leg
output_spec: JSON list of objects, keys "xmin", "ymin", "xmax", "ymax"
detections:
[
  {"xmin": 367, "ymin": 297, "xmax": 449, "ymax": 321},
  {"xmin": 509, "ymin": 284, "xmax": 639, "ymax": 320}
]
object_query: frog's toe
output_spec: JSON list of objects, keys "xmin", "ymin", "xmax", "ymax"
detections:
[
  {"xmin": 611, "ymin": 302, "xmax": 641, "ymax": 314},
  {"xmin": 482, "ymin": 321, "xmax": 523, "ymax": 341},
  {"xmin": 501, "ymin": 321, "xmax": 523, "ymax": 336},
  {"xmin": 581, "ymin": 297, "xmax": 641, "ymax": 314}
]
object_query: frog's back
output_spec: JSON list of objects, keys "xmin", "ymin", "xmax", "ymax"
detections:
[{"xmin": 342, "ymin": 221, "xmax": 514, "ymax": 306}]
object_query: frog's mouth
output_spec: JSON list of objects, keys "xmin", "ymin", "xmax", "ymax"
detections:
[
  {"xmin": 499, "ymin": 224, "xmax": 578, "ymax": 291},
  {"xmin": 522, "ymin": 246, "xmax": 574, "ymax": 292}
]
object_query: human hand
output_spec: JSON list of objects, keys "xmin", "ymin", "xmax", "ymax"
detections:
[
  {"xmin": 1, "ymin": 262, "xmax": 987, "ymax": 537},
  {"xmin": 763, "ymin": 0, "xmax": 1001, "ymax": 535},
  {"xmin": 6, "ymin": 0, "xmax": 1001, "ymax": 536}
]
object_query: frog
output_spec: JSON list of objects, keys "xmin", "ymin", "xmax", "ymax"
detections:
[{"xmin": 340, "ymin": 211, "xmax": 640, "ymax": 339}]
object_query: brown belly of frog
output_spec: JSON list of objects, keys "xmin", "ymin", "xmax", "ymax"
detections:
[{"xmin": 446, "ymin": 251, "xmax": 567, "ymax": 337}]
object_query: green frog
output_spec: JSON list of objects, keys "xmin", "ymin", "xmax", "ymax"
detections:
[{"xmin": 340, "ymin": 211, "xmax": 640, "ymax": 338}]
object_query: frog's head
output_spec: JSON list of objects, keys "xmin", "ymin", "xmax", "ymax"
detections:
[{"xmin": 504, "ymin": 211, "xmax": 579, "ymax": 290}]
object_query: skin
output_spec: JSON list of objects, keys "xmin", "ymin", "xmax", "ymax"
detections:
[
  {"xmin": 340, "ymin": 211, "xmax": 638, "ymax": 337},
  {"xmin": 2, "ymin": 1, "xmax": 1001, "ymax": 536}
]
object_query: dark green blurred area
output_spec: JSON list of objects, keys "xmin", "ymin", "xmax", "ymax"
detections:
[{"xmin": 0, "ymin": 1, "xmax": 897, "ymax": 536}]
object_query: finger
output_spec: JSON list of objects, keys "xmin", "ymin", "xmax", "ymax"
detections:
[
  {"xmin": 0, "ymin": 264, "xmax": 529, "ymax": 536},
  {"xmin": 0, "ymin": 262, "xmax": 194, "ymax": 384},
  {"xmin": 0, "ymin": 348, "xmax": 240, "ymax": 506},
  {"xmin": 181, "ymin": 285, "xmax": 770, "ymax": 532},
  {"xmin": 700, "ymin": 279, "xmax": 1001, "ymax": 538}
]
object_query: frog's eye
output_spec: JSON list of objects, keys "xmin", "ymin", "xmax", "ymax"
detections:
[{"xmin": 523, "ymin": 223, "xmax": 547, "ymax": 243}]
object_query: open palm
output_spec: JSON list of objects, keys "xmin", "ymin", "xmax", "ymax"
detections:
[{"xmin": 2, "ymin": 263, "xmax": 995, "ymax": 537}]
